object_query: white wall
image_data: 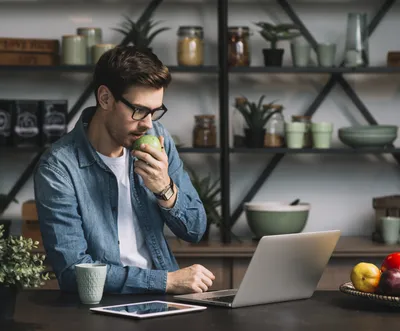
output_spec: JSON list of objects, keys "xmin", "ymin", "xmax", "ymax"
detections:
[{"xmin": 1, "ymin": 0, "xmax": 400, "ymax": 239}]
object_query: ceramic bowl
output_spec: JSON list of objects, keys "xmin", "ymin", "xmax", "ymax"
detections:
[
  {"xmin": 244, "ymin": 201, "xmax": 310, "ymax": 238},
  {"xmin": 338, "ymin": 131, "xmax": 397, "ymax": 148}
]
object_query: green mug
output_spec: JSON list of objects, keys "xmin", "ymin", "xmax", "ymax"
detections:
[
  {"xmin": 62, "ymin": 35, "xmax": 87, "ymax": 65},
  {"xmin": 77, "ymin": 27, "xmax": 102, "ymax": 64},
  {"xmin": 92, "ymin": 44, "xmax": 116, "ymax": 64}
]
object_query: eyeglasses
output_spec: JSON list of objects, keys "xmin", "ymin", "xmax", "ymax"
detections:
[{"xmin": 118, "ymin": 95, "xmax": 168, "ymax": 121}]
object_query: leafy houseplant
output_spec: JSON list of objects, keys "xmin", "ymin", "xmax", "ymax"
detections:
[
  {"xmin": 0, "ymin": 224, "xmax": 49, "ymax": 320},
  {"xmin": 235, "ymin": 95, "xmax": 283, "ymax": 148},
  {"xmin": 113, "ymin": 0, "xmax": 170, "ymax": 50},
  {"xmin": 254, "ymin": 22, "xmax": 301, "ymax": 66},
  {"xmin": 185, "ymin": 165, "xmax": 222, "ymax": 241}
]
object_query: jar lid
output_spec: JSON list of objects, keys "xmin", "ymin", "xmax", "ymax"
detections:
[
  {"xmin": 235, "ymin": 97, "xmax": 247, "ymax": 106},
  {"xmin": 228, "ymin": 26, "xmax": 250, "ymax": 35},
  {"xmin": 177, "ymin": 26, "xmax": 204, "ymax": 38},
  {"xmin": 292, "ymin": 115, "xmax": 311, "ymax": 120}
]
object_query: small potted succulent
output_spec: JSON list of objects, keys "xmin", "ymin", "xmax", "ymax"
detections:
[
  {"xmin": 0, "ymin": 224, "xmax": 49, "ymax": 320},
  {"xmin": 113, "ymin": 0, "xmax": 170, "ymax": 50},
  {"xmin": 234, "ymin": 95, "xmax": 282, "ymax": 148},
  {"xmin": 254, "ymin": 22, "xmax": 301, "ymax": 66}
]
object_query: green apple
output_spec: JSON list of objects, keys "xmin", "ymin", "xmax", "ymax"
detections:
[{"xmin": 131, "ymin": 134, "xmax": 162, "ymax": 152}]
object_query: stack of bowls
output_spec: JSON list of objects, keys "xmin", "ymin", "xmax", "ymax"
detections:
[
  {"xmin": 338, "ymin": 125, "xmax": 398, "ymax": 148},
  {"xmin": 244, "ymin": 201, "xmax": 310, "ymax": 239}
]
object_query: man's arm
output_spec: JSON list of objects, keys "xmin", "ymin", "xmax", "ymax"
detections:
[
  {"xmin": 157, "ymin": 129, "xmax": 207, "ymax": 243},
  {"xmin": 34, "ymin": 162, "xmax": 167, "ymax": 294}
]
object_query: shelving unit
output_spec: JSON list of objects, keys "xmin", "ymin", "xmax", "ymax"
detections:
[{"xmin": 1, "ymin": 0, "xmax": 400, "ymax": 244}]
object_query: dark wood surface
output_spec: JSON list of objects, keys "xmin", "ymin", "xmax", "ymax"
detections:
[{"xmin": 1, "ymin": 290, "xmax": 400, "ymax": 331}]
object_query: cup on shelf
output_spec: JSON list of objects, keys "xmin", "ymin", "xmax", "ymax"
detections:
[
  {"xmin": 75, "ymin": 263, "xmax": 107, "ymax": 304},
  {"xmin": 92, "ymin": 44, "xmax": 117, "ymax": 64},
  {"xmin": 77, "ymin": 27, "xmax": 103, "ymax": 64},
  {"xmin": 61, "ymin": 35, "xmax": 87, "ymax": 65},
  {"xmin": 285, "ymin": 122, "xmax": 306, "ymax": 148},
  {"xmin": 290, "ymin": 38, "xmax": 311, "ymax": 67},
  {"xmin": 380, "ymin": 216, "xmax": 400, "ymax": 245},
  {"xmin": 311, "ymin": 122, "xmax": 333, "ymax": 148},
  {"xmin": 317, "ymin": 43, "xmax": 337, "ymax": 67}
]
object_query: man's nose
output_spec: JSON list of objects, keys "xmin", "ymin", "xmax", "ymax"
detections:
[{"xmin": 141, "ymin": 114, "xmax": 153, "ymax": 129}]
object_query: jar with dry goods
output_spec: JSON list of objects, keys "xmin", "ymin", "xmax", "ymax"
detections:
[
  {"xmin": 177, "ymin": 26, "xmax": 204, "ymax": 66},
  {"xmin": 193, "ymin": 115, "xmax": 216, "ymax": 148},
  {"xmin": 264, "ymin": 105, "xmax": 285, "ymax": 147},
  {"xmin": 292, "ymin": 115, "xmax": 312, "ymax": 148},
  {"xmin": 228, "ymin": 26, "xmax": 250, "ymax": 67}
]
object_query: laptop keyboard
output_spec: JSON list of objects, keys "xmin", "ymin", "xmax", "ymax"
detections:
[{"xmin": 205, "ymin": 295, "xmax": 236, "ymax": 303}]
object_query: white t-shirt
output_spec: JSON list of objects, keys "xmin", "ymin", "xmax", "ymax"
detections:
[{"xmin": 97, "ymin": 148, "xmax": 153, "ymax": 269}]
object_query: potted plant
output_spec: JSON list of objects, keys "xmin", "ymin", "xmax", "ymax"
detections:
[
  {"xmin": 185, "ymin": 165, "xmax": 222, "ymax": 242},
  {"xmin": 0, "ymin": 194, "xmax": 18, "ymax": 239},
  {"xmin": 254, "ymin": 22, "xmax": 301, "ymax": 66},
  {"xmin": 0, "ymin": 224, "xmax": 49, "ymax": 320},
  {"xmin": 113, "ymin": 0, "xmax": 170, "ymax": 51},
  {"xmin": 234, "ymin": 95, "xmax": 283, "ymax": 148}
]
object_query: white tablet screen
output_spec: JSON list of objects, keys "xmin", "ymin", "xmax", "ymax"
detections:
[{"xmin": 101, "ymin": 301, "xmax": 198, "ymax": 315}]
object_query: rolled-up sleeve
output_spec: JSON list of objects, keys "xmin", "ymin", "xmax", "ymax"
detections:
[
  {"xmin": 157, "ymin": 129, "xmax": 207, "ymax": 242},
  {"xmin": 34, "ymin": 162, "xmax": 167, "ymax": 294}
]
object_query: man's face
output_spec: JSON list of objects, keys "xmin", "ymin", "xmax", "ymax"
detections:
[{"xmin": 102, "ymin": 85, "xmax": 164, "ymax": 150}]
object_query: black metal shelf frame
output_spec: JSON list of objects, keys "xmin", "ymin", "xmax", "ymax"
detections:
[
  {"xmin": 1, "ymin": 0, "xmax": 400, "ymax": 243},
  {"xmin": 230, "ymin": 0, "xmax": 399, "ymax": 230}
]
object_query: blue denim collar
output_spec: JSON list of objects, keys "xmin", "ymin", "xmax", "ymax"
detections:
[{"xmin": 72, "ymin": 106, "xmax": 109, "ymax": 170}]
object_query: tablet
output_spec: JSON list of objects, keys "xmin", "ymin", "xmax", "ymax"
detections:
[{"xmin": 90, "ymin": 300, "xmax": 207, "ymax": 319}]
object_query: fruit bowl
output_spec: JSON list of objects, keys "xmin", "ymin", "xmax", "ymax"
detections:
[{"xmin": 339, "ymin": 282, "xmax": 400, "ymax": 308}]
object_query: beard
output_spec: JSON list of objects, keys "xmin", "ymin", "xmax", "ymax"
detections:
[{"xmin": 105, "ymin": 121, "xmax": 149, "ymax": 150}]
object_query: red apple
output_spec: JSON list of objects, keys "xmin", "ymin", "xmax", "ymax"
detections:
[{"xmin": 381, "ymin": 252, "xmax": 400, "ymax": 272}]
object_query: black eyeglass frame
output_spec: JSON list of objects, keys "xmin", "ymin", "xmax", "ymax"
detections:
[{"xmin": 118, "ymin": 95, "xmax": 168, "ymax": 121}]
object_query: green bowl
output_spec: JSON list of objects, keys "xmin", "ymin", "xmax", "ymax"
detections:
[
  {"xmin": 338, "ymin": 131, "xmax": 397, "ymax": 148},
  {"xmin": 339, "ymin": 125, "xmax": 398, "ymax": 135},
  {"xmin": 244, "ymin": 201, "xmax": 310, "ymax": 239}
]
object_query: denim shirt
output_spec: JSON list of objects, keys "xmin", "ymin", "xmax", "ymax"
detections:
[{"xmin": 33, "ymin": 106, "xmax": 207, "ymax": 294}]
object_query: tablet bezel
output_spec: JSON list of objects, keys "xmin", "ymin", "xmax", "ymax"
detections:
[{"xmin": 90, "ymin": 300, "xmax": 207, "ymax": 319}]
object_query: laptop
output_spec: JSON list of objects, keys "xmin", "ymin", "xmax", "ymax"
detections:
[{"xmin": 174, "ymin": 230, "xmax": 341, "ymax": 308}]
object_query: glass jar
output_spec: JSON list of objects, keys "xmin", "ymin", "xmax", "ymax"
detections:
[
  {"xmin": 264, "ymin": 105, "xmax": 285, "ymax": 147},
  {"xmin": 344, "ymin": 13, "xmax": 368, "ymax": 67},
  {"xmin": 228, "ymin": 26, "xmax": 250, "ymax": 67},
  {"xmin": 193, "ymin": 115, "xmax": 217, "ymax": 148},
  {"xmin": 177, "ymin": 26, "xmax": 204, "ymax": 66},
  {"xmin": 232, "ymin": 97, "xmax": 247, "ymax": 147},
  {"xmin": 292, "ymin": 115, "xmax": 312, "ymax": 148}
]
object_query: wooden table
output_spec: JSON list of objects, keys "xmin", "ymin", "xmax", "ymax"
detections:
[{"xmin": 1, "ymin": 290, "xmax": 399, "ymax": 331}]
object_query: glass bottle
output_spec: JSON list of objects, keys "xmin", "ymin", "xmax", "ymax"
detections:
[
  {"xmin": 232, "ymin": 97, "xmax": 247, "ymax": 147},
  {"xmin": 177, "ymin": 26, "xmax": 204, "ymax": 66},
  {"xmin": 228, "ymin": 26, "xmax": 250, "ymax": 67},
  {"xmin": 193, "ymin": 115, "xmax": 217, "ymax": 148},
  {"xmin": 344, "ymin": 13, "xmax": 369, "ymax": 67},
  {"xmin": 264, "ymin": 105, "xmax": 285, "ymax": 147},
  {"xmin": 292, "ymin": 115, "xmax": 312, "ymax": 148}
]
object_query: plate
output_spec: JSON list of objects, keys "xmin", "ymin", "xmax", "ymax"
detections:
[{"xmin": 339, "ymin": 282, "xmax": 400, "ymax": 307}]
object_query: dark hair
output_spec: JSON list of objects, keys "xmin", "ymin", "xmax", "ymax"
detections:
[{"xmin": 93, "ymin": 45, "xmax": 171, "ymax": 103}]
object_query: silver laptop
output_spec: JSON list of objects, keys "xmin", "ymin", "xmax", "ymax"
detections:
[{"xmin": 174, "ymin": 230, "xmax": 341, "ymax": 308}]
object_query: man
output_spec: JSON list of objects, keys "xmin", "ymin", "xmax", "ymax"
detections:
[{"xmin": 33, "ymin": 45, "xmax": 215, "ymax": 295}]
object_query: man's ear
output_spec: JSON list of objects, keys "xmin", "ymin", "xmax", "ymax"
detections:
[{"xmin": 97, "ymin": 85, "xmax": 113, "ymax": 110}]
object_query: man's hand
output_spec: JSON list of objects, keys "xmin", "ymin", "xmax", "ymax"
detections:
[
  {"xmin": 166, "ymin": 264, "xmax": 216, "ymax": 294},
  {"xmin": 132, "ymin": 136, "xmax": 170, "ymax": 193}
]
